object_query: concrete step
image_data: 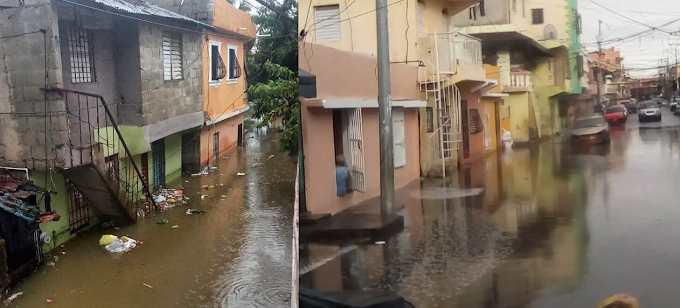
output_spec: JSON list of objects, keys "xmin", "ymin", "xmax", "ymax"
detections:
[{"xmin": 301, "ymin": 214, "xmax": 405, "ymax": 243}]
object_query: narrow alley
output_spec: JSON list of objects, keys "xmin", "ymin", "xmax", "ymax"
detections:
[{"xmin": 5, "ymin": 129, "xmax": 295, "ymax": 308}]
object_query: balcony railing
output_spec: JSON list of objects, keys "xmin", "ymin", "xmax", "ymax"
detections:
[
  {"xmin": 426, "ymin": 31, "xmax": 483, "ymax": 74},
  {"xmin": 506, "ymin": 71, "xmax": 533, "ymax": 89}
]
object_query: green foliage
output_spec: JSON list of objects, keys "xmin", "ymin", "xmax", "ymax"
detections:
[
  {"xmin": 245, "ymin": 0, "xmax": 298, "ymax": 156},
  {"xmin": 225, "ymin": 0, "xmax": 252, "ymax": 12},
  {"xmin": 247, "ymin": 62, "xmax": 299, "ymax": 156}
]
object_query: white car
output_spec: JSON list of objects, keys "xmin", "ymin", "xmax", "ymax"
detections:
[{"xmin": 638, "ymin": 100, "xmax": 662, "ymax": 122}]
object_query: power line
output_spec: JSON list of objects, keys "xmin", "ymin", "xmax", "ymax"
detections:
[
  {"xmin": 588, "ymin": 0, "xmax": 678, "ymax": 35},
  {"xmin": 308, "ymin": 0, "xmax": 405, "ymax": 33}
]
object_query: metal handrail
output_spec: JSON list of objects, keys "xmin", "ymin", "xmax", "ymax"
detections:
[{"xmin": 48, "ymin": 87, "xmax": 157, "ymax": 215}]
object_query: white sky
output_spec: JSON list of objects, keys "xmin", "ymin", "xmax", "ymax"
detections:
[{"xmin": 578, "ymin": 0, "xmax": 680, "ymax": 78}]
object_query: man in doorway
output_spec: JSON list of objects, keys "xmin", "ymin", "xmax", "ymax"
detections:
[{"xmin": 335, "ymin": 155, "xmax": 353, "ymax": 197}]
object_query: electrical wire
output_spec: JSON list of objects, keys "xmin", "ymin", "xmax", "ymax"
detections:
[
  {"xmin": 306, "ymin": 0, "xmax": 357, "ymax": 32},
  {"xmin": 309, "ymin": 0, "xmax": 405, "ymax": 33}
]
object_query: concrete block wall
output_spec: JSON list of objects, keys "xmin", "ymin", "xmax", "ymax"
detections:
[
  {"xmin": 0, "ymin": 0, "xmax": 68, "ymax": 170},
  {"xmin": 114, "ymin": 19, "xmax": 144, "ymax": 126},
  {"xmin": 138, "ymin": 23, "xmax": 203, "ymax": 126}
]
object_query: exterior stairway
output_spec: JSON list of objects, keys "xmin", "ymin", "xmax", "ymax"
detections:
[{"xmin": 50, "ymin": 88, "xmax": 154, "ymax": 224}]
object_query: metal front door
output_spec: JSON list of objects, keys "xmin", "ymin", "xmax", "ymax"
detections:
[
  {"xmin": 237, "ymin": 123, "xmax": 243, "ymax": 147},
  {"xmin": 151, "ymin": 140, "xmax": 165, "ymax": 190}
]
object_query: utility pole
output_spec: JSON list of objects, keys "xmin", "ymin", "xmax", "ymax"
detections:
[
  {"xmin": 596, "ymin": 20, "xmax": 603, "ymax": 110},
  {"xmin": 376, "ymin": 0, "xmax": 395, "ymax": 219}
]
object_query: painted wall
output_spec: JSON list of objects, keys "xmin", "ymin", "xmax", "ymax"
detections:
[
  {"xmin": 451, "ymin": 0, "xmax": 509, "ymax": 27},
  {"xmin": 200, "ymin": 114, "xmax": 243, "ymax": 166},
  {"xmin": 504, "ymin": 92, "xmax": 535, "ymax": 143},
  {"xmin": 299, "ymin": 43, "xmax": 420, "ymax": 100},
  {"xmin": 203, "ymin": 34, "xmax": 249, "ymax": 121},
  {"xmin": 301, "ymin": 107, "xmax": 420, "ymax": 215},
  {"xmin": 298, "ymin": 0, "xmax": 468, "ymax": 64}
]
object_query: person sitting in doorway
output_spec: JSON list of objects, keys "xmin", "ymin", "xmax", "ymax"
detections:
[{"xmin": 335, "ymin": 155, "xmax": 353, "ymax": 197}]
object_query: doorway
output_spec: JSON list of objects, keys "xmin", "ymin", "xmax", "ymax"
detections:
[
  {"xmin": 151, "ymin": 139, "xmax": 166, "ymax": 190},
  {"xmin": 181, "ymin": 131, "xmax": 200, "ymax": 174},
  {"xmin": 237, "ymin": 123, "xmax": 244, "ymax": 147},
  {"xmin": 461, "ymin": 99, "xmax": 470, "ymax": 159}
]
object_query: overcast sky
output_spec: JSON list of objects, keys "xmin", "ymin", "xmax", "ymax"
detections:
[{"xmin": 577, "ymin": 0, "xmax": 680, "ymax": 78}]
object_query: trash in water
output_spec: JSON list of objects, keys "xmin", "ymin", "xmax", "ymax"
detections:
[
  {"xmin": 101, "ymin": 222, "xmax": 116, "ymax": 229},
  {"xmin": 186, "ymin": 209, "xmax": 205, "ymax": 215},
  {"xmin": 251, "ymin": 163, "xmax": 263, "ymax": 167},
  {"xmin": 171, "ymin": 225, "xmax": 179, "ymax": 229},
  {"xmin": 46, "ymin": 298, "xmax": 55, "ymax": 303},
  {"xmin": 104, "ymin": 236, "xmax": 138, "ymax": 253},
  {"xmin": 60, "ymin": 252, "xmax": 66, "ymax": 255},
  {"xmin": 99, "ymin": 234, "xmax": 118, "ymax": 246},
  {"xmin": 46, "ymin": 261, "xmax": 56, "ymax": 266},
  {"xmin": 200, "ymin": 195, "xmax": 209, "ymax": 200},
  {"xmin": 153, "ymin": 189, "xmax": 187, "ymax": 209},
  {"xmin": 221, "ymin": 195, "xmax": 227, "ymax": 198},
  {"xmin": 202, "ymin": 185, "xmax": 215, "ymax": 190},
  {"xmin": 236, "ymin": 172, "xmax": 246, "ymax": 176},
  {"xmin": 143, "ymin": 283, "xmax": 154, "ymax": 289},
  {"xmin": 3, "ymin": 292, "xmax": 24, "ymax": 306},
  {"xmin": 269, "ymin": 155, "xmax": 274, "ymax": 159},
  {"xmin": 156, "ymin": 219, "xmax": 168, "ymax": 225},
  {"xmin": 191, "ymin": 165, "xmax": 216, "ymax": 177},
  {"xmin": 375, "ymin": 241, "xmax": 386, "ymax": 245}
]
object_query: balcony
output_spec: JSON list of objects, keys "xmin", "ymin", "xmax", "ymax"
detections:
[
  {"xmin": 503, "ymin": 71, "xmax": 533, "ymax": 92},
  {"xmin": 418, "ymin": 32, "xmax": 485, "ymax": 84}
]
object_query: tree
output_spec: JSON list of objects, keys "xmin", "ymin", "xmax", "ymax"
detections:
[
  {"xmin": 248, "ymin": 62, "xmax": 298, "ymax": 156},
  {"xmin": 226, "ymin": 0, "xmax": 252, "ymax": 12},
  {"xmin": 245, "ymin": 0, "xmax": 298, "ymax": 156}
]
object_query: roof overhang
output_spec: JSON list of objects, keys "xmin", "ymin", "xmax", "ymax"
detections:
[
  {"xmin": 311, "ymin": 99, "xmax": 426, "ymax": 109},
  {"xmin": 469, "ymin": 31, "xmax": 552, "ymax": 57},
  {"xmin": 205, "ymin": 105, "xmax": 250, "ymax": 126},
  {"xmin": 471, "ymin": 79, "xmax": 499, "ymax": 94},
  {"xmin": 483, "ymin": 92, "xmax": 509, "ymax": 98}
]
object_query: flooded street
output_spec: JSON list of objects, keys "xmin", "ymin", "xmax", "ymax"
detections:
[
  {"xmin": 8, "ymin": 129, "xmax": 295, "ymax": 308},
  {"xmin": 301, "ymin": 123, "xmax": 680, "ymax": 307}
]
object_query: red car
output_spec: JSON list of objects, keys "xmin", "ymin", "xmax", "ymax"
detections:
[{"xmin": 605, "ymin": 106, "xmax": 627, "ymax": 125}]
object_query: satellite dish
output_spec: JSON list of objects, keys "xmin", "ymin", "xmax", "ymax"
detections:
[{"xmin": 543, "ymin": 24, "xmax": 558, "ymax": 40}]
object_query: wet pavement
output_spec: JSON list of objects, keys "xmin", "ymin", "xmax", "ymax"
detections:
[
  {"xmin": 300, "ymin": 120, "xmax": 680, "ymax": 307},
  {"xmin": 7, "ymin": 129, "xmax": 295, "ymax": 308}
]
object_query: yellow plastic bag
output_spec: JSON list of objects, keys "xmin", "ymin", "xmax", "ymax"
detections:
[
  {"xmin": 597, "ymin": 294, "xmax": 640, "ymax": 308},
  {"xmin": 99, "ymin": 235, "xmax": 118, "ymax": 246}
]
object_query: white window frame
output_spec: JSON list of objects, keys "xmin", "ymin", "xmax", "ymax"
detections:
[
  {"xmin": 227, "ymin": 44, "xmax": 238, "ymax": 84},
  {"xmin": 315, "ymin": 4, "xmax": 342, "ymax": 42},
  {"xmin": 392, "ymin": 107, "xmax": 406, "ymax": 168},
  {"xmin": 162, "ymin": 31, "xmax": 183, "ymax": 81},
  {"xmin": 342, "ymin": 108, "xmax": 366, "ymax": 192},
  {"xmin": 209, "ymin": 41, "xmax": 222, "ymax": 87}
]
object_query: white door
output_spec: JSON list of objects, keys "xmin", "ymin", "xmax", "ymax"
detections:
[
  {"xmin": 392, "ymin": 108, "xmax": 406, "ymax": 168},
  {"xmin": 342, "ymin": 108, "xmax": 366, "ymax": 192}
]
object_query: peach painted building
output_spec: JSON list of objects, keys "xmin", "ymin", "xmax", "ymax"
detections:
[
  {"xmin": 299, "ymin": 43, "xmax": 424, "ymax": 215},
  {"xmin": 299, "ymin": 0, "xmax": 499, "ymax": 178},
  {"xmin": 149, "ymin": 0, "xmax": 256, "ymax": 170}
]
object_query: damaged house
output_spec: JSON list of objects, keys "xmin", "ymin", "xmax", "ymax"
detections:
[{"xmin": 0, "ymin": 0, "xmax": 210, "ymax": 282}]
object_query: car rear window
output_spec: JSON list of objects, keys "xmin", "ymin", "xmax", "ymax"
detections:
[
  {"xmin": 574, "ymin": 117, "xmax": 606, "ymax": 129},
  {"xmin": 606, "ymin": 107, "xmax": 624, "ymax": 114},
  {"xmin": 640, "ymin": 102, "xmax": 657, "ymax": 109}
]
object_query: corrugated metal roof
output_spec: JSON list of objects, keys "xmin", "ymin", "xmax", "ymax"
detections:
[{"xmin": 82, "ymin": 0, "xmax": 211, "ymax": 28}]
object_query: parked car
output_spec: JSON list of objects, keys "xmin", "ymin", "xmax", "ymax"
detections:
[
  {"xmin": 605, "ymin": 105, "xmax": 628, "ymax": 126},
  {"xmin": 571, "ymin": 115, "xmax": 611, "ymax": 145},
  {"xmin": 638, "ymin": 100, "xmax": 662, "ymax": 122},
  {"xmin": 622, "ymin": 100, "xmax": 637, "ymax": 114},
  {"xmin": 671, "ymin": 97, "xmax": 678, "ymax": 111}
]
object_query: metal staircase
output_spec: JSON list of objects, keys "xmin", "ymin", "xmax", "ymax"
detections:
[
  {"xmin": 417, "ymin": 31, "xmax": 463, "ymax": 177},
  {"xmin": 49, "ymin": 88, "xmax": 155, "ymax": 224}
]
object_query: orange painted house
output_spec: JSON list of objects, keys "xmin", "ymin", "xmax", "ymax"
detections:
[{"xmin": 200, "ymin": 3, "xmax": 256, "ymax": 167}]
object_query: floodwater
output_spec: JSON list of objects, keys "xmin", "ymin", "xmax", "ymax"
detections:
[
  {"xmin": 300, "ymin": 123, "xmax": 680, "ymax": 307},
  {"xmin": 7, "ymin": 129, "xmax": 295, "ymax": 307}
]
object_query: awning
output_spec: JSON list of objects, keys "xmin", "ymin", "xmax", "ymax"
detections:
[
  {"xmin": 299, "ymin": 70, "xmax": 317, "ymax": 98},
  {"xmin": 469, "ymin": 31, "xmax": 552, "ymax": 57}
]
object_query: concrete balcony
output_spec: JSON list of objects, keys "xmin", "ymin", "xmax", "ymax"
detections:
[
  {"xmin": 503, "ymin": 71, "xmax": 533, "ymax": 92},
  {"xmin": 417, "ymin": 32, "xmax": 486, "ymax": 85}
]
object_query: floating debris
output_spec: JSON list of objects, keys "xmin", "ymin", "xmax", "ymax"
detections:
[
  {"xmin": 156, "ymin": 219, "xmax": 168, "ymax": 225},
  {"xmin": 46, "ymin": 298, "xmax": 55, "ymax": 303},
  {"xmin": 375, "ymin": 241, "xmax": 386, "ymax": 245},
  {"xmin": 104, "ymin": 236, "xmax": 138, "ymax": 253},
  {"xmin": 143, "ymin": 283, "xmax": 154, "ymax": 289},
  {"xmin": 237, "ymin": 172, "xmax": 246, "ymax": 176},
  {"xmin": 3, "ymin": 292, "xmax": 24, "ymax": 306},
  {"xmin": 186, "ymin": 209, "xmax": 205, "ymax": 215},
  {"xmin": 171, "ymin": 225, "xmax": 179, "ymax": 229},
  {"xmin": 153, "ymin": 189, "xmax": 187, "ymax": 210}
]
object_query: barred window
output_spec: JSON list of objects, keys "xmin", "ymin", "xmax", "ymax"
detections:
[
  {"xmin": 68, "ymin": 23, "xmax": 96, "ymax": 83},
  {"xmin": 227, "ymin": 45, "xmax": 241, "ymax": 82}
]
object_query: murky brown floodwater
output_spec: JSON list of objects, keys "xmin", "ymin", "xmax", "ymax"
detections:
[
  {"xmin": 8, "ymin": 128, "xmax": 295, "ymax": 308},
  {"xmin": 301, "ymin": 126, "xmax": 680, "ymax": 307}
]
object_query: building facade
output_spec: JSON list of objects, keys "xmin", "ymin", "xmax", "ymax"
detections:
[
  {"xmin": 0, "ymin": 0, "xmax": 208, "ymax": 252},
  {"xmin": 147, "ymin": 0, "xmax": 256, "ymax": 170}
]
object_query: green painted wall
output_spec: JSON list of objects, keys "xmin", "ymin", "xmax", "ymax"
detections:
[
  {"xmin": 95, "ymin": 125, "xmax": 150, "ymax": 158},
  {"xmin": 165, "ymin": 134, "xmax": 182, "ymax": 185},
  {"xmin": 30, "ymin": 171, "xmax": 99, "ymax": 253},
  {"xmin": 569, "ymin": 0, "xmax": 582, "ymax": 93}
]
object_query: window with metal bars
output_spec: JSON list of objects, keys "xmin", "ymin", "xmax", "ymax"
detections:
[
  {"xmin": 227, "ymin": 45, "xmax": 241, "ymax": 82},
  {"xmin": 210, "ymin": 42, "xmax": 227, "ymax": 84},
  {"xmin": 66, "ymin": 179, "xmax": 90, "ymax": 234},
  {"xmin": 469, "ymin": 109, "xmax": 484, "ymax": 134},
  {"xmin": 67, "ymin": 22, "xmax": 96, "ymax": 83},
  {"xmin": 212, "ymin": 132, "xmax": 219, "ymax": 164},
  {"xmin": 162, "ymin": 32, "xmax": 183, "ymax": 81}
]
